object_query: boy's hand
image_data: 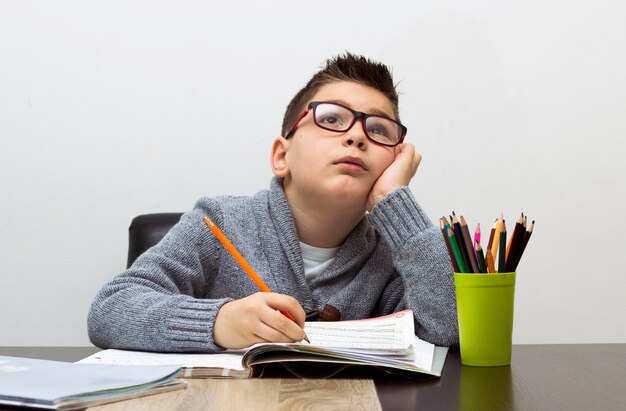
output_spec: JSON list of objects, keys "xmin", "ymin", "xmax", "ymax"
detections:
[
  {"xmin": 213, "ymin": 292, "xmax": 307, "ymax": 349},
  {"xmin": 367, "ymin": 143, "xmax": 422, "ymax": 212}
]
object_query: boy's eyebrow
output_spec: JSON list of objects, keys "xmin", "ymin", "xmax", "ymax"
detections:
[{"xmin": 324, "ymin": 99, "xmax": 394, "ymax": 118}]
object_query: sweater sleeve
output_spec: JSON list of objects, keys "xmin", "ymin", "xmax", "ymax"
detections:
[
  {"xmin": 368, "ymin": 187, "xmax": 459, "ymax": 347},
  {"xmin": 87, "ymin": 202, "xmax": 231, "ymax": 353}
]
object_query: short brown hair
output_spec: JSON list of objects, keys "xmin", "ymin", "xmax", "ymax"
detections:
[{"xmin": 281, "ymin": 52, "xmax": 400, "ymax": 137}]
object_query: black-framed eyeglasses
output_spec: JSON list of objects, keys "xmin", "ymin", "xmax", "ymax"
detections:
[{"xmin": 285, "ymin": 101, "xmax": 407, "ymax": 147}]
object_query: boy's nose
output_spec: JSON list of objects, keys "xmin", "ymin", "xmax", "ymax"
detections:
[{"xmin": 342, "ymin": 119, "xmax": 368, "ymax": 149}]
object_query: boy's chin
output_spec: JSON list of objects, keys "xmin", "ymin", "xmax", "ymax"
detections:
[{"xmin": 323, "ymin": 180, "xmax": 372, "ymax": 204}]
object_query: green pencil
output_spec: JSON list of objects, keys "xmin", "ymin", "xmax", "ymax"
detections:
[
  {"xmin": 440, "ymin": 219, "xmax": 460, "ymax": 273},
  {"xmin": 447, "ymin": 227, "xmax": 467, "ymax": 273}
]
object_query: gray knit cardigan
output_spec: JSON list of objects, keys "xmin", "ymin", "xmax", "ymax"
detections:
[{"xmin": 87, "ymin": 177, "xmax": 458, "ymax": 352}]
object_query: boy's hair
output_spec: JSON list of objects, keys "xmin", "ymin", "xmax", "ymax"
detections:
[{"xmin": 281, "ymin": 52, "xmax": 400, "ymax": 137}]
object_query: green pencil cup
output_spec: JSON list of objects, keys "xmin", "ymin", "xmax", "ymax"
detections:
[{"xmin": 454, "ymin": 272, "xmax": 516, "ymax": 367}]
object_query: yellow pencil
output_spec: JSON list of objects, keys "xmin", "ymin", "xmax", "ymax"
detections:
[{"xmin": 490, "ymin": 215, "xmax": 503, "ymax": 267}]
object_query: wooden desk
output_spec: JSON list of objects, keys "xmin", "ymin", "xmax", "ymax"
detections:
[{"xmin": 1, "ymin": 345, "xmax": 625, "ymax": 410}]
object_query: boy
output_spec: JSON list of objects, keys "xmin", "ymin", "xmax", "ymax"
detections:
[{"xmin": 88, "ymin": 53, "xmax": 458, "ymax": 352}]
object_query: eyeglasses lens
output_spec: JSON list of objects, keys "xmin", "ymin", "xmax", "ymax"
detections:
[{"xmin": 313, "ymin": 103, "xmax": 402, "ymax": 146}]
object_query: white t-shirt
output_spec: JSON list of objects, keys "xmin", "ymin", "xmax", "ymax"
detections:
[{"xmin": 299, "ymin": 241, "xmax": 340, "ymax": 282}]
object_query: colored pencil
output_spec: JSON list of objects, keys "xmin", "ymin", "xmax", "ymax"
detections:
[
  {"xmin": 447, "ymin": 212, "xmax": 533, "ymax": 273},
  {"xmin": 490, "ymin": 216, "xmax": 503, "ymax": 266},
  {"xmin": 512, "ymin": 220, "xmax": 534, "ymax": 271},
  {"xmin": 476, "ymin": 242, "xmax": 488, "ymax": 273},
  {"xmin": 485, "ymin": 218, "xmax": 500, "ymax": 264},
  {"xmin": 460, "ymin": 216, "xmax": 480, "ymax": 273},
  {"xmin": 505, "ymin": 214, "xmax": 522, "ymax": 259},
  {"xmin": 485, "ymin": 247, "xmax": 496, "ymax": 273},
  {"xmin": 498, "ymin": 220, "xmax": 507, "ymax": 273},
  {"xmin": 440, "ymin": 218, "xmax": 460, "ymax": 273},
  {"xmin": 203, "ymin": 216, "xmax": 309, "ymax": 342},
  {"xmin": 505, "ymin": 213, "xmax": 525, "ymax": 272},
  {"xmin": 447, "ymin": 227, "xmax": 467, "ymax": 273},
  {"xmin": 452, "ymin": 213, "xmax": 473, "ymax": 273},
  {"xmin": 487, "ymin": 220, "xmax": 496, "ymax": 255},
  {"xmin": 474, "ymin": 223, "xmax": 481, "ymax": 250}
]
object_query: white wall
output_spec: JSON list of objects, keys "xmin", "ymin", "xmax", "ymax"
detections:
[{"xmin": 1, "ymin": 1, "xmax": 624, "ymax": 346}]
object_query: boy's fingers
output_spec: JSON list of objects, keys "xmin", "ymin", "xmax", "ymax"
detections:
[
  {"xmin": 255, "ymin": 317, "xmax": 304, "ymax": 343},
  {"xmin": 411, "ymin": 147, "xmax": 422, "ymax": 170},
  {"xmin": 397, "ymin": 143, "xmax": 421, "ymax": 174},
  {"xmin": 257, "ymin": 295, "xmax": 307, "ymax": 342},
  {"xmin": 260, "ymin": 292, "xmax": 306, "ymax": 326},
  {"xmin": 214, "ymin": 293, "xmax": 307, "ymax": 349}
]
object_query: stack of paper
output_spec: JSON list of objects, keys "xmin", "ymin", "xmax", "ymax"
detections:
[{"xmin": 0, "ymin": 355, "xmax": 186, "ymax": 410}]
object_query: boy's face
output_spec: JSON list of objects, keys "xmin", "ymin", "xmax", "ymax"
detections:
[{"xmin": 272, "ymin": 81, "xmax": 398, "ymax": 211}]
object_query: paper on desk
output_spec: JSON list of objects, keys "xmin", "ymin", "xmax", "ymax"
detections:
[
  {"xmin": 78, "ymin": 349, "xmax": 249, "ymax": 378},
  {"xmin": 304, "ymin": 309, "xmax": 415, "ymax": 350},
  {"xmin": 78, "ymin": 349, "xmax": 245, "ymax": 370}
]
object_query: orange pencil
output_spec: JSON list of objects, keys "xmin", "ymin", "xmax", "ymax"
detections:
[
  {"xmin": 487, "ymin": 219, "xmax": 496, "ymax": 253},
  {"xmin": 203, "ymin": 216, "xmax": 309, "ymax": 342},
  {"xmin": 506, "ymin": 213, "xmax": 524, "ymax": 260},
  {"xmin": 485, "ymin": 246, "xmax": 496, "ymax": 273}
]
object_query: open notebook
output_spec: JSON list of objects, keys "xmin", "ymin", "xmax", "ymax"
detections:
[{"xmin": 79, "ymin": 309, "xmax": 449, "ymax": 379}]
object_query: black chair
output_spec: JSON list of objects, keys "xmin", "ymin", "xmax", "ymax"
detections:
[{"xmin": 127, "ymin": 213, "xmax": 183, "ymax": 268}]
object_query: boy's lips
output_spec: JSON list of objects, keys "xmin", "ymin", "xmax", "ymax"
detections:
[{"xmin": 334, "ymin": 156, "xmax": 368, "ymax": 171}]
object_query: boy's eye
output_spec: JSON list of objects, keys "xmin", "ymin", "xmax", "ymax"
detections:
[
  {"xmin": 367, "ymin": 119, "xmax": 394, "ymax": 140},
  {"xmin": 368, "ymin": 125, "xmax": 389, "ymax": 136},
  {"xmin": 316, "ymin": 110, "xmax": 351, "ymax": 129},
  {"xmin": 319, "ymin": 114, "xmax": 342, "ymax": 125}
]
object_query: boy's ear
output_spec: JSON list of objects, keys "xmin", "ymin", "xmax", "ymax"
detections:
[{"xmin": 270, "ymin": 136, "xmax": 290, "ymax": 178}]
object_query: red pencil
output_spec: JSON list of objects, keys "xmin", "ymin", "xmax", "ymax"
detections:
[{"xmin": 474, "ymin": 223, "xmax": 481, "ymax": 250}]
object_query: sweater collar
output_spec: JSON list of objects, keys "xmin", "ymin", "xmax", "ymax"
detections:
[
  {"xmin": 267, "ymin": 177, "xmax": 306, "ymax": 279},
  {"xmin": 264, "ymin": 177, "xmax": 378, "ymax": 283}
]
